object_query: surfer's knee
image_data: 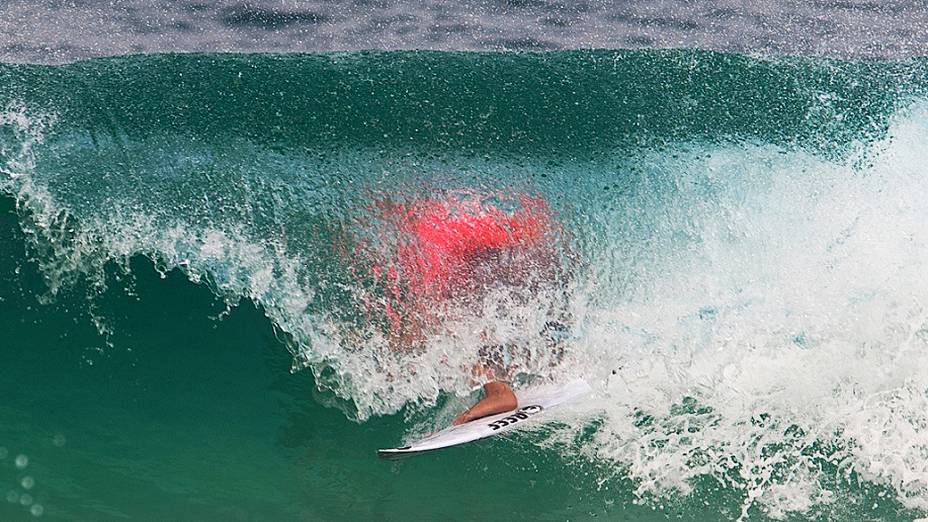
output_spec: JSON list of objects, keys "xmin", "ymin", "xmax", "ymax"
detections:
[{"xmin": 484, "ymin": 381, "xmax": 518, "ymax": 410}]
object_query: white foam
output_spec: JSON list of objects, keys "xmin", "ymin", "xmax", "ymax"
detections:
[{"xmin": 563, "ymin": 100, "xmax": 928, "ymax": 518}]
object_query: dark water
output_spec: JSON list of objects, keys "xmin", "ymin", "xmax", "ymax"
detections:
[
  {"xmin": 2, "ymin": 0, "xmax": 928, "ymax": 63},
  {"xmin": 3, "ymin": 50, "xmax": 928, "ymax": 520}
]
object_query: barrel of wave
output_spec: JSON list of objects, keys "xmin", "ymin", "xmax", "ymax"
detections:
[{"xmin": 341, "ymin": 189, "xmax": 575, "ymax": 388}]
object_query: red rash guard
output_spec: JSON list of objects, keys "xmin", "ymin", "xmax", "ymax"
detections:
[{"xmin": 373, "ymin": 195, "xmax": 554, "ymax": 331}]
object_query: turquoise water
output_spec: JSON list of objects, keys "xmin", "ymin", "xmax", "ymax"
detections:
[{"xmin": 2, "ymin": 50, "xmax": 928, "ymax": 520}]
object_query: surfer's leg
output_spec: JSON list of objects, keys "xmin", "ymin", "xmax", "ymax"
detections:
[{"xmin": 453, "ymin": 381, "xmax": 518, "ymax": 425}]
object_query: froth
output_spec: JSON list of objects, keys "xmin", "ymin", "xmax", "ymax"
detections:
[{"xmin": 567, "ymin": 100, "xmax": 928, "ymax": 518}]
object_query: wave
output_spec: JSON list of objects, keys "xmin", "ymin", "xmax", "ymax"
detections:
[{"xmin": 3, "ymin": 49, "xmax": 928, "ymax": 519}]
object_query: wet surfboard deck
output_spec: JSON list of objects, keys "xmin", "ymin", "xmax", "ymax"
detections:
[{"xmin": 378, "ymin": 379, "xmax": 592, "ymax": 457}]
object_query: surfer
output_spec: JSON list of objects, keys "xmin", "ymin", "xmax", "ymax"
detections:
[{"xmin": 361, "ymin": 191, "xmax": 568, "ymax": 426}]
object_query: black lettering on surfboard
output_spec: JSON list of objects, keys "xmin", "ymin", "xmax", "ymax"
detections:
[{"xmin": 487, "ymin": 405, "xmax": 544, "ymax": 430}]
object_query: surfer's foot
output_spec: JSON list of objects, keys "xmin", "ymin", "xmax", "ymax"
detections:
[{"xmin": 453, "ymin": 381, "xmax": 517, "ymax": 425}]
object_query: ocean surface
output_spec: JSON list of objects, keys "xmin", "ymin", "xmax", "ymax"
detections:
[
  {"xmin": 2, "ymin": 0, "xmax": 928, "ymax": 63},
  {"xmin": 3, "ymin": 3, "xmax": 928, "ymax": 522}
]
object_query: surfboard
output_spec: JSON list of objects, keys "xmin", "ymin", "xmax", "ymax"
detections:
[{"xmin": 378, "ymin": 379, "xmax": 591, "ymax": 457}]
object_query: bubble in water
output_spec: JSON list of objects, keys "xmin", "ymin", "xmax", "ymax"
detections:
[
  {"xmin": 14, "ymin": 454, "xmax": 28, "ymax": 469},
  {"xmin": 21, "ymin": 476, "xmax": 34, "ymax": 490},
  {"xmin": 30, "ymin": 504, "xmax": 43, "ymax": 517},
  {"xmin": 5, "ymin": 490, "xmax": 18, "ymax": 503},
  {"xmin": 0, "ymin": 447, "xmax": 7, "ymax": 459},
  {"xmin": 19, "ymin": 493, "xmax": 32, "ymax": 506},
  {"xmin": 52, "ymin": 434, "xmax": 66, "ymax": 447}
]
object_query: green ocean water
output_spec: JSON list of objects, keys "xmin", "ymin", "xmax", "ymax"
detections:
[{"xmin": 3, "ymin": 50, "xmax": 928, "ymax": 521}]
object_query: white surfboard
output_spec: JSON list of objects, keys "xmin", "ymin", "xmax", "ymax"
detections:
[{"xmin": 378, "ymin": 379, "xmax": 591, "ymax": 457}]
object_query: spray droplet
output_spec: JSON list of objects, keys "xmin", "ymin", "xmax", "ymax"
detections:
[
  {"xmin": 19, "ymin": 493, "xmax": 33, "ymax": 506},
  {"xmin": 15, "ymin": 454, "xmax": 28, "ymax": 469},
  {"xmin": 6, "ymin": 490, "xmax": 19, "ymax": 503},
  {"xmin": 30, "ymin": 503, "xmax": 44, "ymax": 517},
  {"xmin": 52, "ymin": 434, "xmax": 66, "ymax": 447},
  {"xmin": 21, "ymin": 476, "xmax": 34, "ymax": 490}
]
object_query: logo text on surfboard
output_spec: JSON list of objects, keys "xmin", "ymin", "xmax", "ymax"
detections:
[{"xmin": 487, "ymin": 405, "xmax": 543, "ymax": 431}]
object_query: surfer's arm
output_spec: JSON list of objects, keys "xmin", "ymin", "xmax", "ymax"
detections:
[{"xmin": 452, "ymin": 381, "xmax": 517, "ymax": 425}]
